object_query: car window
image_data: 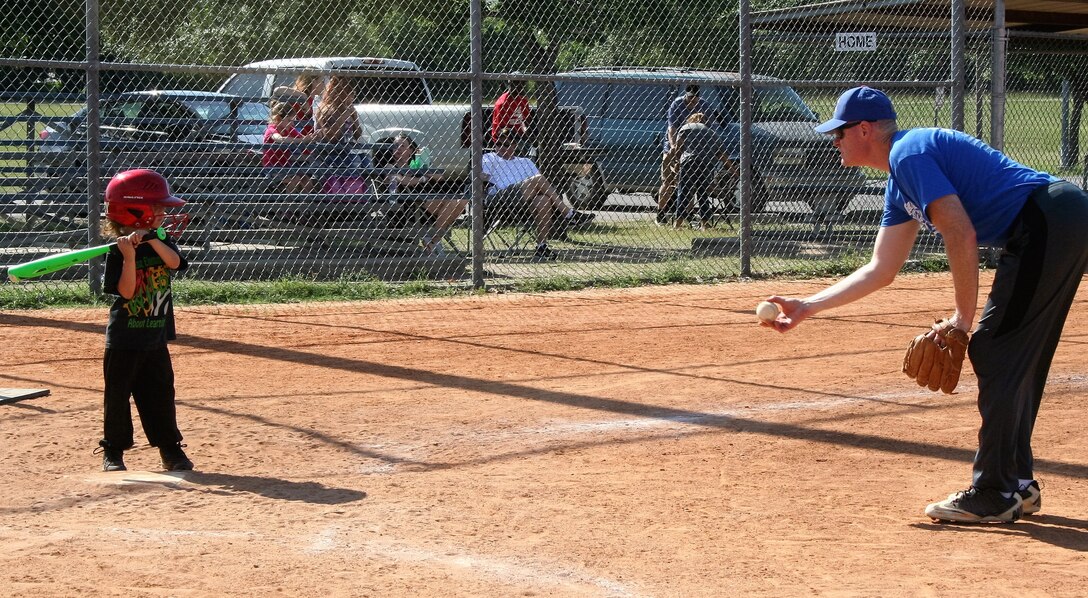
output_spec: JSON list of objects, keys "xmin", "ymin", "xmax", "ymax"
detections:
[
  {"xmin": 604, "ymin": 84, "xmax": 673, "ymax": 121},
  {"xmin": 343, "ymin": 72, "xmax": 430, "ymax": 105},
  {"xmin": 753, "ymin": 86, "xmax": 817, "ymax": 122},
  {"xmin": 182, "ymin": 100, "xmax": 232, "ymax": 121},
  {"xmin": 135, "ymin": 100, "xmax": 199, "ymax": 140},
  {"xmin": 271, "ymin": 73, "xmax": 301, "ymax": 90},
  {"xmin": 101, "ymin": 101, "xmax": 143, "ymax": 120},
  {"xmin": 555, "ymin": 82, "xmax": 606, "ymax": 118},
  {"xmin": 180, "ymin": 99, "xmax": 235, "ymax": 136},
  {"xmin": 702, "ymin": 87, "xmax": 738, "ymax": 124},
  {"xmin": 221, "ymin": 74, "xmax": 266, "ymax": 99},
  {"xmin": 237, "ymin": 102, "xmax": 270, "ymax": 135},
  {"xmin": 140, "ymin": 100, "xmax": 196, "ymax": 121}
]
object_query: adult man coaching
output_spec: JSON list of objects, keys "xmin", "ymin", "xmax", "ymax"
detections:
[{"xmin": 763, "ymin": 86, "xmax": 1088, "ymax": 523}]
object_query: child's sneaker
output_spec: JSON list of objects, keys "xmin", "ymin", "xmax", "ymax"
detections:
[
  {"xmin": 1018, "ymin": 480, "xmax": 1041, "ymax": 515},
  {"xmin": 925, "ymin": 486, "xmax": 1022, "ymax": 523},
  {"xmin": 94, "ymin": 445, "xmax": 127, "ymax": 472},
  {"xmin": 159, "ymin": 443, "xmax": 194, "ymax": 472}
]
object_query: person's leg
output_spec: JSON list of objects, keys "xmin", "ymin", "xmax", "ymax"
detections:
[
  {"xmin": 969, "ymin": 183, "xmax": 1088, "ymax": 493},
  {"xmin": 674, "ymin": 163, "xmax": 692, "ymax": 223},
  {"xmin": 694, "ymin": 163, "xmax": 715, "ymax": 225},
  {"xmin": 130, "ymin": 346, "xmax": 182, "ymax": 449},
  {"xmin": 523, "ymin": 174, "xmax": 572, "ymax": 214},
  {"xmin": 523, "ymin": 186, "xmax": 554, "ymax": 242},
  {"xmin": 102, "ymin": 348, "xmax": 138, "ymax": 450},
  {"xmin": 428, "ymin": 199, "xmax": 467, "ymax": 230},
  {"xmin": 658, "ymin": 149, "xmax": 679, "ymax": 218},
  {"xmin": 284, "ymin": 174, "xmax": 314, "ymax": 194},
  {"xmin": 423, "ymin": 199, "xmax": 468, "ymax": 250}
]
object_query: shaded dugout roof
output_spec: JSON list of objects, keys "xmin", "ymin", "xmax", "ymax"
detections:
[{"xmin": 752, "ymin": 0, "xmax": 1088, "ymax": 36}]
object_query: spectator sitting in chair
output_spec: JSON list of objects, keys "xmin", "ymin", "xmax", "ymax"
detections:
[
  {"xmin": 481, "ymin": 127, "xmax": 595, "ymax": 261},
  {"xmin": 376, "ymin": 133, "xmax": 468, "ymax": 255},
  {"xmin": 262, "ymin": 101, "xmax": 315, "ymax": 194}
]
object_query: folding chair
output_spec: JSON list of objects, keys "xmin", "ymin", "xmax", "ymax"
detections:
[{"xmin": 476, "ymin": 188, "xmax": 538, "ymax": 258}]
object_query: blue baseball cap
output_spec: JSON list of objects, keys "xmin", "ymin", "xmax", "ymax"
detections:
[{"xmin": 814, "ymin": 86, "xmax": 897, "ymax": 133}]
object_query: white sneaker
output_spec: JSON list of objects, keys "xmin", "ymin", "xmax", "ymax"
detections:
[
  {"xmin": 924, "ymin": 486, "xmax": 1022, "ymax": 523},
  {"xmin": 1018, "ymin": 481, "xmax": 1041, "ymax": 515}
]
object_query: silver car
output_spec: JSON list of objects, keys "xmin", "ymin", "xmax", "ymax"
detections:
[{"xmin": 37, "ymin": 90, "xmax": 269, "ymax": 190}]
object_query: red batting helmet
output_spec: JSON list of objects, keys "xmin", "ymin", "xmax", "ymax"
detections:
[{"xmin": 104, "ymin": 169, "xmax": 186, "ymax": 228}]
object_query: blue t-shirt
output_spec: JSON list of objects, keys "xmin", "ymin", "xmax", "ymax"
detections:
[
  {"xmin": 664, "ymin": 95, "xmax": 713, "ymax": 152},
  {"xmin": 882, "ymin": 128, "xmax": 1056, "ymax": 245}
]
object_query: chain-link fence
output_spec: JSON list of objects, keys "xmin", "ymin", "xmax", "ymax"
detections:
[{"xmin": 3, "ymin": 0, "xmax": 1087, "ymax": 298}]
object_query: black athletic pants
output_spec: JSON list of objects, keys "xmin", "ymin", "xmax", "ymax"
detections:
[
  {"xmin": 102, "ymin": 345, "xmax": 182, "ymax": 450},
  {"xmin": 969, "ymin": 181, "xmax": 1088, "ymax": 492}
]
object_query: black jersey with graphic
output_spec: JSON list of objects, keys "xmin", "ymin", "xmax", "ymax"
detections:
[{"xmin": 103, "ymin": 239, "xmax": 188, "ymax": 350}]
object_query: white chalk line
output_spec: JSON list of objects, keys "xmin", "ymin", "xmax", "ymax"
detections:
[
  {"xmin": 362, "ymin": 538, "xmax": 639, "ymax": 596},
  {"xmin": 352, "ymin": 388, "xmax": 928, "ymax": 471},
  {"xmin": 305, "ymin": 525, "xmax": 639, "ymax": 596},
  {"xmin": 85, "ymin": 523, "xmax": 639, "ymax": 596},
  {"xmin": 353, "ymin": 373, "xmax": 1088, "ymax": 473}
]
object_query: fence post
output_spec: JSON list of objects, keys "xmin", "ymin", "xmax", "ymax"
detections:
[
  {"xmin": 951, "ymin": 0, "xmax": 965, "ymax": 131},
  {"xmin": 1061, "ymin": 80, "xmax": 1074, "ymax": 169},
  {"xmin": 25, "ymin": 100, "xmax": 35, "ymax": 179},
  {"xmin": 85, "ymin": 0, "xmax": 104, "ymax": 294},
  {"xmin": 991, "ymin": 0, "xmax": 1007, "ymax": 151},
  {"xmin": 469, "ymin": 0, "xmax": 485, "ymax": 289},
  {"xmin": 738, "ymin": 0, "xmax": 753, "ymax": 277}
]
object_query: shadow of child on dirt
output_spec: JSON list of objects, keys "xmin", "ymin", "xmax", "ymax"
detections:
[{"xmin": 184, "ymin": 471, "xmax": 366, "ymax": 505}]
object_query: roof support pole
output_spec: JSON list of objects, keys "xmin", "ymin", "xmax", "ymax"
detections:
[{"xmin": 991, "ymin": 0, "xmax": 1007, "ymax": 151}]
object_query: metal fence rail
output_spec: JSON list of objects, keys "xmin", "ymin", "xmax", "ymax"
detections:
[{"xmin": 3, "ymin": 0, "xmax": 1087, "ymax": 297}]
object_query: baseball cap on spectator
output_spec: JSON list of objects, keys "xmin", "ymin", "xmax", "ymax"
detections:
[
  {"xmin": 684, "ymin": 84, "xmax": 700, "ymax": 100},
  {"xmin": 814, "ymin": 86, "xmax": 897, "ymax": 133}
]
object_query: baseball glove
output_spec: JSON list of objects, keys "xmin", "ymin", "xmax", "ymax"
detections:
[{"xmin": 902, "ymin": 319, "xmax": 970, "ymax": 394}]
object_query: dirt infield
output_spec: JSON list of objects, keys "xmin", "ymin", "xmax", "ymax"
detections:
[{"xmin": 2, "ymin": 272, "xmax": 1087, "ymax": 597}]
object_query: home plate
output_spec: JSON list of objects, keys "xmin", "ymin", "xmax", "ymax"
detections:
[
  {"xmin": 0, "ymin": 388, "xmax": 50, "ymax": 406},
  {"xmin": 85, "ymin": 471, "xmax": 191, "ymax": 486}
]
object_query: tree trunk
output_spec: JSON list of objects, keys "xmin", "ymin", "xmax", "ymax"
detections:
[{"xmin": 529, "ymin": 43, "xmax": 565, "ymax": 184}]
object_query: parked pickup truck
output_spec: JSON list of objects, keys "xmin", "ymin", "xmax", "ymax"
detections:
[{"xmin": 219, "ymin": 57, "xmax": 600, "ymax": 205}]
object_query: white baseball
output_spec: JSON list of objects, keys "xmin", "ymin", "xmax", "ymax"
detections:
[{"xmin": 756, "ymin": 301, "xmax": 779, "ymax": 323}]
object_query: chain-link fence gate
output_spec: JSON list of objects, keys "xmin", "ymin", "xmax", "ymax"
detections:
[{"xmin": 3, "ymin": 1, "xmax": 1088, "ymax": 300}]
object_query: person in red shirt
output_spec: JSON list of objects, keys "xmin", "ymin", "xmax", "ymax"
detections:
[
  {"xmin": 292, "ymin": 74, "xmax": 325, "ymax": 137},
  {"xmin": 491, "ymin": 78, "xmax": 531, "ymax": 144},
  {"xmin": 262, "ymin": 101, "xmax": 313, "ymax": 193}
]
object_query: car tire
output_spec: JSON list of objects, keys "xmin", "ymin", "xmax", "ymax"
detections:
[{"xmin": 564, "ymin": 163, "xmax": 608, "ymax": 210}]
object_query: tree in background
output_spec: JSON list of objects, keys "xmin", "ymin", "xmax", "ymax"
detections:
[
  {"xmin": 1, "ymin": 0, "xmax": 84, "ymax": 92},
  {"xmin": 485, "ymin": 0, "xmax": 738, "ymax": 179}
]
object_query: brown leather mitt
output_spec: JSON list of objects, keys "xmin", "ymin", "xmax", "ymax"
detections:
[{"xmin": 902, "ymin": 319, "xmax": 970, "ymax": 394}]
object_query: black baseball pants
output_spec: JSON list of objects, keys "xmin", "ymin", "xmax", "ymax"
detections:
[
  {"xmin": 102, "ymin": 345, "xmax": 183, "ymax": 450},
  {"xmin": 969, "ymin": 181, "xmax": 1088, "ymax": 492}
]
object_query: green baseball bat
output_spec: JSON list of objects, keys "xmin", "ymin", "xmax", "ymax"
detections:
[{"xmin": 7, "ymin": 227, "xmax": 166, "ymax": 282}]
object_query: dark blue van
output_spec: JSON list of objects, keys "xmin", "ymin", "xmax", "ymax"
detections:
[{"xmin": 555, "ymin": 67, "xmax": 867, "ymax": 214}]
